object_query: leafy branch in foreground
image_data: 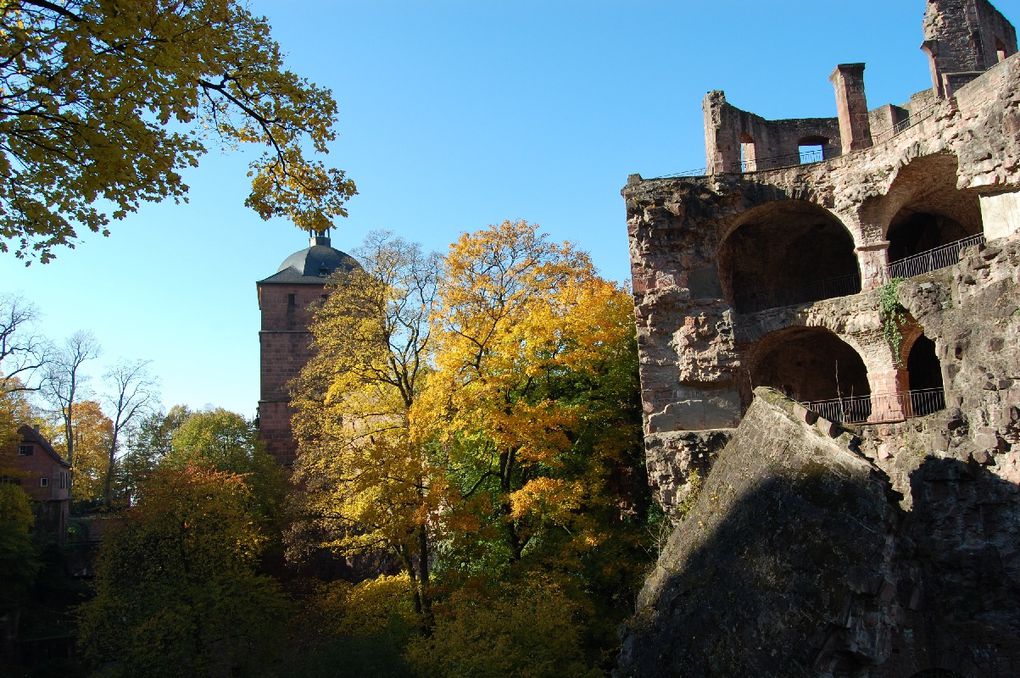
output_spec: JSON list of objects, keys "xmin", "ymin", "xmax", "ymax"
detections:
[{"xmin": 1, "ymin": 0, "xmax": 356, "ymax": 262}]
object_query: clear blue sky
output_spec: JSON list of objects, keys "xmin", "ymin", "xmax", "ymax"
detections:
[{"xmin": 4, "ymin": 0, "xmax": 1018, "ymax": 417}]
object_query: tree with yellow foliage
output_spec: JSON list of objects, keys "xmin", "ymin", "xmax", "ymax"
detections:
[
  {"xmin": 413, "ymin": 220, "xmax": 641, "ymax": 566},
  {"xmin": 292, "ymin": 231, "xmax": 444, "ymax": 628},
  {"xmin": 43, "ymin": 399, "xmax": 112, "ymax": 503},
  {"xmin": 1, "ymin": 0, "xmax": 356, "ymax": 263},
  {"xmin": 293, "ymin": 224, "xmax": 651, "ymax": 669}
]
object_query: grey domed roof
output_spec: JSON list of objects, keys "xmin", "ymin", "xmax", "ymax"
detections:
[{"xmin": 258, "ymin": 233, "xmax": 360, "ymax": 285}]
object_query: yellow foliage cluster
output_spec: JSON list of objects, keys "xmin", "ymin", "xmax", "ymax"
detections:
[
  {"xmin": 292, "ymin": 223, "xmax": 643, "ymax": 650},
  {"xmin": 313, "ymin": 574, "xmax": 416, "ymax": 637},
  {"xmin": 405, "ymin": 578, "xmax": 599, "ymax": 678},
  {"xmin": 44, "ymin": 400, "xmax": 113, "ymax": 503},
  {"xmin": 0, "ymin": 0, "xmax": 355, "ymax": 262}
]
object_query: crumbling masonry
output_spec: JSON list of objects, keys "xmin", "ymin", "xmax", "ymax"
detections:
[
  {"xmin": 621, "ymin": 2, "xmax": 1020, "ymax": 674},
  {"xmin": 627, "ymin": 0, "xmax": 1020, "ymax": 513}
]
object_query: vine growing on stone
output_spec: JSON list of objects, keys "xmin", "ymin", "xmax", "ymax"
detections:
[{"xmin": 880, "ymin": 278, "xmax": 906, "ymax": 366}]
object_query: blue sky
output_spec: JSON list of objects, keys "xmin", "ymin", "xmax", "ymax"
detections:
[{"xmin": 4, "ymin": 0, "xmax": 1018, "ymax": 417}]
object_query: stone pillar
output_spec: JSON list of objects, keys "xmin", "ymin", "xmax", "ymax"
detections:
[
  {"xmin": 867, "ymin": 359, "xmax": 907, "ymax": 423},
  {"xmin": 703, "ymin": 90, "xmax": 740, "ymax": 174},
  {"xmin": 855, "ymin": 240, "xmax": 891, "ymax": 291},
  {"xmin": 830, "ymin": 63, "xmax": 873, "ymax": 153}
]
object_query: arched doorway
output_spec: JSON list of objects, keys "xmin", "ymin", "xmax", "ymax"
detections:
[
  {"xmin": 747, "ymin": 327, "xmax": 871, "ymax": 420},
  {"xmin": 719, "ymin": 201, "xmax": 861, "ymax": 313},
  {"xmin": 905, "ymin": 334, "xmax": 946, "ymax": 416},
  {"xmin": 887, "ymin": 211, "xmax": 975, "ymax": 261}
]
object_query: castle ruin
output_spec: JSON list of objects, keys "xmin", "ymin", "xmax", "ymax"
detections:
[
  {"xmin": 627, "ymin": 0, "xmax": 1020, "ymax": 513},
  {"xmin": 620, "ymin": 1, "xmax": 1020, "ymax": 674}
]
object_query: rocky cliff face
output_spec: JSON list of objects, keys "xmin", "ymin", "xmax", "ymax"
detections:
[{"xmin": 617, "ymin": 387, "xmax": 1020, "ymax": 677}]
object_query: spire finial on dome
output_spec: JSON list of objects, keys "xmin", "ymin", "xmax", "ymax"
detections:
[{"xmin": 309, "ymin": 227, "xmax": 331, "ymax": 247}]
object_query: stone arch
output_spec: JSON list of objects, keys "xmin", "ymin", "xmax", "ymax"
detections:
[
  {"xmin": 718, "ymin": 200, "xmax": 862, "ymax": 313},
  {"xmin": 902, "ymin": 331, "xmax": 947, "ymax": 417},
  {"xmin": 746, "ymin": 326, "xmax": 872, "ymax": 405},
  {"xmin": 864, "ymin": 153, "xmax": 983, "ymax": 264}
]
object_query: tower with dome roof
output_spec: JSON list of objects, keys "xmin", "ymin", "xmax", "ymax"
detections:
[{"xmin": 256, "ymin": 230, "xmax": 358, "ymax": 466}]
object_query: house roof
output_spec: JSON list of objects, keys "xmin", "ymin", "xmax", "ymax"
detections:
[{"xmin": 18, "ymin": 425, "xmax": 70, "ymax": 468}]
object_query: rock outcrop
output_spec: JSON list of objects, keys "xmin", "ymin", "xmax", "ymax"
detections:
[{"xmin": 618, "ymin": 388, "xmax": 1020, "ymax": 677}]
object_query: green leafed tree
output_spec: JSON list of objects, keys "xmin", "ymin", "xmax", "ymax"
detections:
[
  {"xmin": 162, "ymin": 407, "xmax": 287, "ymax": 533},
  {"xmin": 0, "ymin": 483, "xmax": 39, "ymax": 613},
  {"xmin": 77, "ymin": 465, "xmax": 290, "ymax": 677},
  {"xmin": 1, "ymin": 0, "xmax": 356, "ymax": 262}
]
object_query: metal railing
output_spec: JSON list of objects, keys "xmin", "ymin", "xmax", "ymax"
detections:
[
  {"xmin": 738, "ymin": 234, "xmax": 983, "ymax": 316},
  {"xmin": 886, "ymin": 233, "xmax": 985, "ymax": 279},
  {"xmin": 801, "ymin": 387, "xmax": 946, "ymax": 425},
  {"xmin": 737, "ymin": 271, "xmax": 861, "ymax": 314},
  {"xmin": 660, "ymin": 147, "xmax": 834, "ymax": 179},
  {"xmin": 870, "ymin": 100, "xmax": 941, "ymax": 144}
]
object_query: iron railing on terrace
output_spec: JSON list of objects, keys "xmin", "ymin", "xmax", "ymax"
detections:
[
  {"xmin": 887, "ymin": 233, "xmax": 985, "ymax": 279},
  {"xmin": 801, "ymin": 387, "xmax": 946, "ymax": 425},
  {"xmin": 738, "ymin": 233, "xmax": 984, "ymax": 315},
  {"xmin": 664, "ymin": 147, "xmax": 832, "ymax": 178},
  {"xmin": 870, "ymin": 99, "xmax": 941, "ymax": 144},
  {"xmin": 737, "ymin": 271, "xmax": 861, "ymax": 314}
]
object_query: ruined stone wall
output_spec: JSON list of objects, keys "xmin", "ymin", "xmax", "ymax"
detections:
[
  {"xmin": 621, "ymin": 238, "xmax": 1020, "ymax": 671},
  {"xmin": 924, "ymin": 0, "xmax": 1018, "ymax": 96},
  {"xmin": 618, "ymin": 386, "xmax": 1020, "ymax": 677},
  {"xmin": 703, "ymin": 91, "xmax": 842, "ymax": 174},
  {"xmin": 627, "ymin": 49, "xmax": 1020, "ymax": 515}
]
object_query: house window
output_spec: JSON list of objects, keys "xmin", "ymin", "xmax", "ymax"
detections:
[
  {"xmin": 40, "ymin": 477, "xmax": 49, "ymax": 487},
  {"xmin": 18, "ymin": 444, "xmax": 32, "ymax": 456}
]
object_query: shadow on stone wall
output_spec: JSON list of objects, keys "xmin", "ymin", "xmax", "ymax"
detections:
[{"xmin": 617, "ymin": 416, "xmax": 1020, "ymax": 677}]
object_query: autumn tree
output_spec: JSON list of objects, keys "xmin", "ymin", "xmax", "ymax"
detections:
[
  {"xmin": 118, "ymin": 404, "xmax": 191, "ymax": 501},
  {"xmin": 78, "ymin": 465, "xmax": 290, "ymax": 677},
  {"xmin": 0, "ymin": 483, "xmax": 39, "ymax": 614},
  {"xmin": 43, "ymin": 399, "xmax": 113, "ymax": 503},
  {"xmin": 99, "ymin": 360, "xmax": 157, "ymax": 507},
  {"xmin": 293, "ymin": 224, "xmax": 651, "ymax": 671},
  {"xmin": 0, "ymin": 296, "xmax": 48, "ymax": 448},
  {"xmin": 40, "ymin": 331, "xmax": 99, "ymax": 477},
  {"xmin": 1, "ymin": 0, "xmax": 356, "ymax": 263},
  {"xmin": 413, "ymin": 220, "xmax": 641, "ymax": 566},
  {"xmin": 0, "ymin": 295, "xmax": 48, "ymax": 397},
  {"xmin": 292, "ymin": 232, "xmax": 443, "ymax": 628},
  {"xmin": 162, "ymin": 407, "xmax": 286, "ymax": 533}
]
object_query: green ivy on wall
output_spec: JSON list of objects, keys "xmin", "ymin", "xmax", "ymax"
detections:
[{"xmin": 880, "ymin": 278, "xmax": 906, "ymax": 365}]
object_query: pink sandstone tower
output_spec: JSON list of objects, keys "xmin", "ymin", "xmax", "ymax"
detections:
[{"xmin": 256, "ymin": 231, "xmax": 358, "ymax": 466}]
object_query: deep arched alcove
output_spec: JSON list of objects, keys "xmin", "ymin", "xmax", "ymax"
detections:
[
  {"xmin": 879, "ymin": 154, "xmax": 982, "ymax": 264},
  {"xmin": 719, "ymin": 201, "xmax": 861, "ymax": 313},
  {"xmin": 748, "ymin": 327, "xmax": 871, "ymax": 404}
]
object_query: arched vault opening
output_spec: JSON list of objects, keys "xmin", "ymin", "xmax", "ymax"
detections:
[
  {"xmin": 719, "ymin": 201, "xmax": 861, "ymax": 313},
  {"xmin": 875, "ymin": 154, "xmax": 983, "ymax": 265},
  {"xmin": 747, "ymin": 326, "xmax": 871, "ymax": 405}
]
